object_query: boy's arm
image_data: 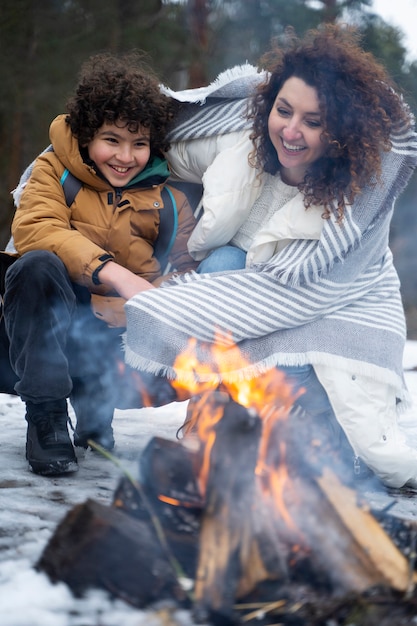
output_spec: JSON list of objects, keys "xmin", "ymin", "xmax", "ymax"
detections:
[
  {"xmin": 13, "ymin": 158, "xmax": 76, "ymax": 253},
  {"xmin": 12, "ymin": 155, "xmax": 120, "ymax": 289},
  {"xmin": 97, "ymin": 261, "xmax": 155, "ymax": 300}
]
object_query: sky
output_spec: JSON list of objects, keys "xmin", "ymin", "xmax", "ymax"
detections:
[{"xmin": 372, "ymin": 0, "xmax": 417, "ymax": 61}]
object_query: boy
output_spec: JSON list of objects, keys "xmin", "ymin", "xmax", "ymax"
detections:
[{"xmin": 3, "ymin": 51, "xmax": 197, "ymax": 476}]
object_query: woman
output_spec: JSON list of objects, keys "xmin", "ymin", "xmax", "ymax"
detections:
[{"xmin": 124, "ymin": 24, "xmax": 417, "ymax": 489}]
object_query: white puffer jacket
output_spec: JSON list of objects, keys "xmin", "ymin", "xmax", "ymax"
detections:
[{"xmin": 167, "ymin": 130, "xmax": 264, "ymax": 260}]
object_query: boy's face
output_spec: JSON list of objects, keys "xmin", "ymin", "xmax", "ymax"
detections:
[{"xmin": 87, "ymin": 122, "xmax": 151, "ymax": 187}]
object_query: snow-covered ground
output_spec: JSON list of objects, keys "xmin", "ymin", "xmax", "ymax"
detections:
[
  {"xmin": 0, "ymin": 395, "xmax": 198, "ymax": 626},
  {"xmin": 1, "ymin": 343, "xmax": 417, "ymax": 625}
]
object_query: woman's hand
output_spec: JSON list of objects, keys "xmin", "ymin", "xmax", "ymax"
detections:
[{"xmin": 97, "ymin": 261, "xmax": 155, "ymax": 300}]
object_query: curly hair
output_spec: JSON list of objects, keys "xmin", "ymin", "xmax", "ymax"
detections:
[
  {"xmin": 249, "ymin": 23, "xmax": 412, "ymax": 220},
  {"xmin": 65, "ymin": 51, "xmax": 175, "ymax": 157}
]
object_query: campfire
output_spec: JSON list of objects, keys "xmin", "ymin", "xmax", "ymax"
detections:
[{"xmin": 37, "ymin": 338, "xmax": 417, "ymax": 625}]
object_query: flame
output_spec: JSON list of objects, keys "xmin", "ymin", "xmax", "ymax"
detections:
[
  {"xmin": 171, "ymin": 337, "xmax": 219, "ymax": 398},
  {"xmin": 266, "ymin": 442, "xmax": 297, "ymax": 531},
  {"xmin": 182, "ymin": 391, "xmax": 225, "ymax": 498},
  {"xmin": 172, "ymin": 331, "xmax": 303, "ymax": 414},
  {"xmin": 171, "ymin": 333, "xmax": 305, "ymax": 533},
  {"xmin": 158, "ymin": 495, "xmax": 182, "ymax": 506},
  {"xmin": 157, "ymin": 494, "xmax": 202, "ymax": 509},
  {"xmin": 117, "ymin": 359, "xmax": 156, "ymax": 407}
]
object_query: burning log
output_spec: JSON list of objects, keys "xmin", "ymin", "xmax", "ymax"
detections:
[
  {"xmin": 191, "ymin": 394, "xmax": 264, "ymax": 623},
  {"xmin": 243, "ymin": 409, "xmax": 417, "ymax": 596},
  {"xmin": 316, "ymin": 468, "xmax": 417, "ymax": 592},
  {"xmin": 114, "ymin": 435, "xmax": 203, "ymax": 579}
]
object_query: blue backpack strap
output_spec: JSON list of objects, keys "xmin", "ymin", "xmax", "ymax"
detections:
[
  {"xmin": 60, "ymin": 169, "xmax": 82, "ymax": 207},
  {"xmin": 154, "ymin": 186, "xmax": 178, "ymax": 271}
]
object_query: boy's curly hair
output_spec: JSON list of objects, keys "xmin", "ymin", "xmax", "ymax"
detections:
[
  {"xmin": 65, "ymin": 51, "xmax": 174, "ymax": 157},
  {"xmin": 249, "ymin": 23, "xmax": 412, "ymax": 221}
]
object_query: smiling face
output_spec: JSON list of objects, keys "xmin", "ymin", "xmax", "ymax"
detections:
[
  {"xmin": 87, "ymin": 122, "xmax": 151, "ymax": 187},
  {"xmin": 267, "ymin": 76, "xmax": 327, "ymax": 186}
]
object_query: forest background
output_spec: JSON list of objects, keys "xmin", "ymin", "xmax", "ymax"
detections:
[{"xmin": 1, "ymin": 0, "xmax": 417, "ymax": 334}]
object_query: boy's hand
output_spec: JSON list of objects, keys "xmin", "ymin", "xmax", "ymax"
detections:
[{"xmin": 97, "ymin": 261, "xmax": 155, "ymax": 300}]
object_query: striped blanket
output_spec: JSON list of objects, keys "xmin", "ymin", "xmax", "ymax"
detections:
[
  {"xmin": 124, "ymin": 87, "xmax": 417, "ymax": 404},
  {"xmin": 162, "ymin": 63, "xmax": 266, "ymax": 141}
]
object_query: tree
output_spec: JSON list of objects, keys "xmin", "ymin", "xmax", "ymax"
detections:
[
  {"xmin": 1, "ymin": 0, "xmax": 416, "ymax": 281},
  {"xmin": 0, "ymin": 0, "xmax": 189, "ymax": 247}
]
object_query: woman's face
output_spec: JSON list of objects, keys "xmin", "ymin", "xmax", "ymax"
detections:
[{"xmin": 268, "ymin": 76, "xmax": 327, "ymax": 186}]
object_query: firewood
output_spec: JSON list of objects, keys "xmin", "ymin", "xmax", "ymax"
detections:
[
  {"xmin": 113, "ymin": 436, "xmax": 204, "ymax": 579},
  {"xmin": 316, "ymin": 467, "xmax": 417, "ymax": 592},
  {"xmin": 36, "ymin": 389, "xmax": 417, "ymax": 623},
  {"xmin": 139, "ymin": 435, "xmax": 204, "ymax": 510},
  {"xmin": 246, "ymin": 465, "xmax": 416, "ymax": 595},
  {"xmin": 192, "ymin": 397, "xmax": 267, "ymax": 623},
  {"xmin": 36, "ymin": 498, "xmax": 188, "ymax": 608}
]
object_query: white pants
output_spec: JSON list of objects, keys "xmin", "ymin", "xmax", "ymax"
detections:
[{"xmin": 314, "ymin": 365, "xmax": 417, "ymax": 488}]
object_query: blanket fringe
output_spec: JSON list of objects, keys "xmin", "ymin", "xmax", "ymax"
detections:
[
  {"xmin": 123, "ymin": 339, "xmax": 410, "ymax": 410},
  {"xmin": 160, "ymin": 63, "xmax": 263, "ymax": 104}
]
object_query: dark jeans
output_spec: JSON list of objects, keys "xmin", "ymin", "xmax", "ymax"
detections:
[{"xmin": 2, "ymin": 250, "xmax": 138, "ymax": 428}]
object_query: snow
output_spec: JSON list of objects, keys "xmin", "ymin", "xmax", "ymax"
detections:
[
  {"xmin": 1, "ymin": 343, "xmax": 417, "ymax": 624},
  {"xmin": 0, "ymin": 396, "xmax": 198, "ymax": 625}
]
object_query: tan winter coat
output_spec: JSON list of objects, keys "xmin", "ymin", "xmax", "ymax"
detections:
[{"xmin": 12, "ymin": 115, "xmax": 198, "ymax": 327}]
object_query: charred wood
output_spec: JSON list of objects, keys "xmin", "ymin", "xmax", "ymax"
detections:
[
  {"xmin": 113, "ymin": 436, "xmax": 203, "ymax": 578},
  {"xmin": 36, "ymin": 498, "xmax": 189, "ymax": 608},
  {"xmin": 192, "ymin": 397, "xmax": 264, "ymax": 623}
]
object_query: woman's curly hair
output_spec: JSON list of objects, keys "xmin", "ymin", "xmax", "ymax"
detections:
[
  {"xmin": 249, "ymin": 23, "xmax": 412, "ymax": 220},
  {"xmin": 65, "ymin": 51, "xmax": 175, "ymax": 157}
]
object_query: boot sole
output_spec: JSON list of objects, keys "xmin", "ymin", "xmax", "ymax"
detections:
[{"xmin": 28, "ymin": 459, "xmax": 78, "ymax": 476}]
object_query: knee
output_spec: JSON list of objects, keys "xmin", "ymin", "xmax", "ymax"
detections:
[
  {"xmin": 6, "ymin": 250, "xmax": 67, "ymax": 288},
  {"xmin": 5, "ymin": 251, "xmax": 73, "ymax": 309},
  {"xmin": 197, "ymin": 245, "xmax": 246, "ymax": 273},
  {"xmin": 17, "ymin": 250, "xmax": 63, "ymax": 272},
  {"xmin": 279, "ymin": 365, "xmax": 332, "ymax": 417}
]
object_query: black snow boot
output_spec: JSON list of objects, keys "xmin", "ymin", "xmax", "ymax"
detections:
[
  {"xmin": 73, "ymin": 423, "xmax": 115, "ymax": 452},
  {"xmin": 25, "ymin": 399, "xmax": 78, "ymax": 475}
]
